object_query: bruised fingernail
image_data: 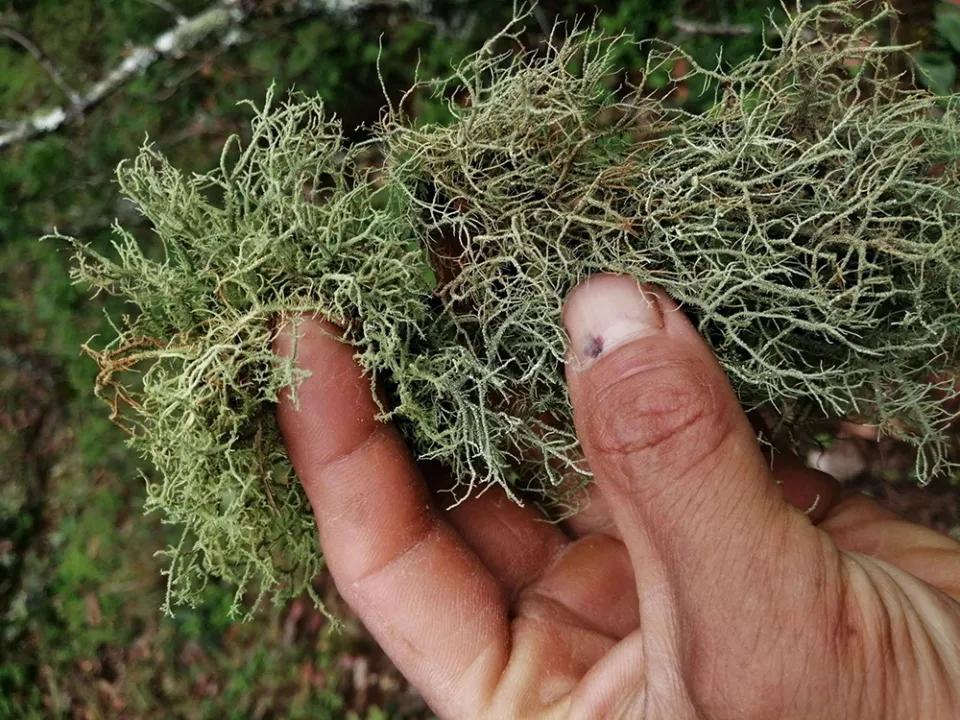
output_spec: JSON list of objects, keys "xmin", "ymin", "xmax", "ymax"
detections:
[{"xmin": 562, "ymin": 274, "xmax": 663, "ymax": 370}]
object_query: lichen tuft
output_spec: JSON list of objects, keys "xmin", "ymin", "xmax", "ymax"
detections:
[{"xmin": 63, "ymin": 2, "xmax": 960, "ymax": 613}]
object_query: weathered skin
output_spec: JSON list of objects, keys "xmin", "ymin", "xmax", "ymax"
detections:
[{"xmin": 276, "ymin": 274, "xmax": 960, "ymax": 720}]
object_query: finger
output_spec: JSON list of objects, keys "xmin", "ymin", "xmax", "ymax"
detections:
[
  {"xmin": 772, "ymin": 453, "xmax": 842, "ymax": 524},
  {"xmin": 487, "ymin": 537, "xmax": 643, "ymax": 714},
  {"xmin": 562, "ymin": 275, "xmax": 837, "ymax": 681},
  {"xmin": 820, "ymin": 494, "xmax": 960, "ymax": 600},
  {"xmin": 517, "ymin": 533, "xmax": 640, "ymax": 640},
  {"xmin": 427, "ymin": 471, "xmax": 569, "ymax": 597},
  {"xmin": 562, "ymin": 481, "xmax": 623, "ymax": 540},
  {"xmin": 274, "ymin": 316, "xmax": 508, "ymax": 717},
  {"xmin": 430, "ymin": 473, "xmax": 639, "ymax": 638},
  {"xmin": 428, "ymin": 469, "xmax": 637, "ymax": 637}
]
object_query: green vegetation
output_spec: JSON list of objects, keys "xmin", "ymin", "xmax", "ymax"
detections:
[
  {"xmin": 5, "ymin": 1, "xmax": 958, "ymax": 717},
  {"xmin": 916, "ymin": 1, "xmax": 960, "ymax": 94}
]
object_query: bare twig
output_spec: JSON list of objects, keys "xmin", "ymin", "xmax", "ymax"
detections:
[
  {"xmin": 673, "ymin": 16, "xmax": 754, "ymax": 37},
  {"xmin": 0, "ymin": 1, "xmax": 246, "ymax": 151},
  {"xmin": 0, "ymin": 0, "xmax": 415, "ymax": 152},
  {"xmin": 0, "ymin": 26, "xmax": 82, "ymax": 107}
]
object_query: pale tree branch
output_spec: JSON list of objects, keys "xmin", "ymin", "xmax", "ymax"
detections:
[
  {"xmin": 0, "ymin": 0, "xmax": 414, "ymax": 152},
  {"xmin": 0, "ymin": 0, "xmax": 247, "ymax": 151},
  {"xmin": 673, "ymin": 16, "xmax": 753, "ymax": 37}
]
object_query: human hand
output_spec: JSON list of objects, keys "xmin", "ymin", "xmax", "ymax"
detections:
[{"xmin": 275, "ymin": 274, "xmax": 960, "ymax": 719}]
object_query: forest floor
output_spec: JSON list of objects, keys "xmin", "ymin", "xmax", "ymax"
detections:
[{"xmin": 2, "ymin": 1, "xmax": 958, "ymax": 718}]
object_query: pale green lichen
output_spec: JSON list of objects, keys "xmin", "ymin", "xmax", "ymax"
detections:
[{"xmin": 64, "ymin": 2, "xmax": 960, "ymax": 613}]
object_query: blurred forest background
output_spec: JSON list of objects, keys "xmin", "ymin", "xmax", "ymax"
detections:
[{"xmin": 2, "ymin": 1, "xmax": 959, "ymax": 718}]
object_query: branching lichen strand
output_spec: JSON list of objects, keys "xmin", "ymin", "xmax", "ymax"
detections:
[{"xmin": 65, "ymin": 3, "xmax": 960, "ymax": 613}]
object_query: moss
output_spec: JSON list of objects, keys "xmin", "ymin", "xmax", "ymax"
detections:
[{"xmin": 62, "ymin": 2, "xmax": 960, "ymax": 613}]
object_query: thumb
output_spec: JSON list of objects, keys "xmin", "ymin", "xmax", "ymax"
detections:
[
  {"xmin": 562, "ymin": 274, "xmax": 789, "ymax": 550},
  {"xmin": 562, "ymin": 275, "xmax": 840, "ymax": 703}
]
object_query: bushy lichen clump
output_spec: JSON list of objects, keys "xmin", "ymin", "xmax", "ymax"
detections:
[{"xmin": 67, "ymin": 2, "xmax": 960, "ymax": 612}]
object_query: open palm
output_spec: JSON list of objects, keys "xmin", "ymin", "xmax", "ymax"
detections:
[{"xmin": 276, "ymin": 275, "xmax": 960, "ymax": 719}]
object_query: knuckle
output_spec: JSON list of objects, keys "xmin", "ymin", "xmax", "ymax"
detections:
[
  {"xmin": 580, "ymin": 350, "xmax": 732, "ymax": 470},
  {"xmin": 512, "ymin": 589, "xmax": 565, "ymax": 625}
]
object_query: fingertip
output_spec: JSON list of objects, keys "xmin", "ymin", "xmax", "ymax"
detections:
[
  {"xmin": 272, "ymin": 314, "xmax": 342, "ymax": 363},
  {"xmin": 561, "ymin": 274, "xmax": 665, "ymax": 371},
  {"xmin": 561, "ymin": 275, "xmax": 730, "ymax": 463},
  {"xmin": 272, "ymin": 313, "xmax": 380, "ymax": 474},
  {"xmin": 272, "ymin": 316, "xmax": 296, "ymax": 359},
  {"xmin": 773, "ymin": 454, "xmax": 843, "ymax": 524}
]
